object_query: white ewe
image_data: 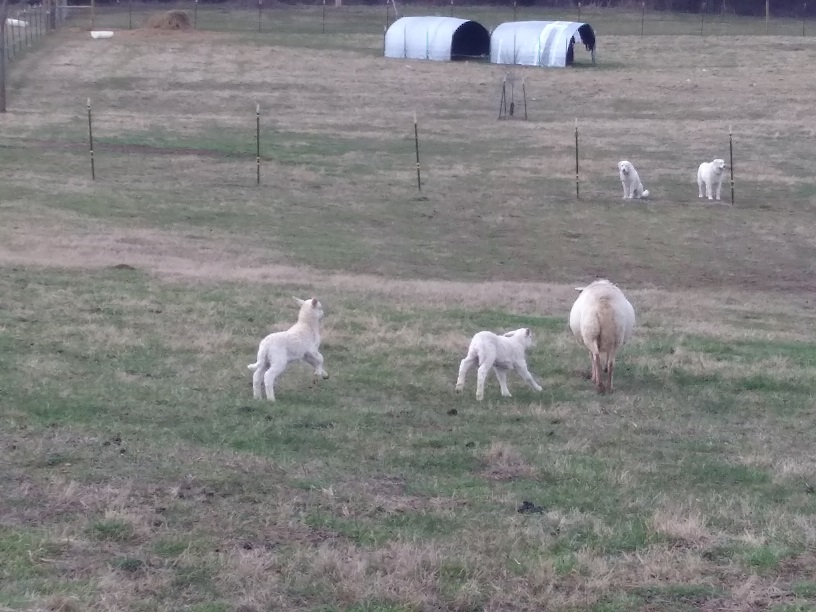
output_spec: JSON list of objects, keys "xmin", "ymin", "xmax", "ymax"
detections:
[
  {"xmin": 248, "ymin": 297, "xmax": 329, "ymax": 401},
  {"xmin": 455, "ymin": 328, "xmax": 543, "ymax": 401},
  {"xmin": 569, "ymin": 280, "xmax": 635, "ymax": 394}
]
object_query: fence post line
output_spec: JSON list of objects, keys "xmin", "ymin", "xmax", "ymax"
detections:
[
  {"xmin": 128, "ymin": 0, "xmax": 132, "ymax": 29},
  {"xmin": 641, "ymin": 1, "xmax": 646, "ymax": 35},
  {"xmin": 513, "ymin": 0, "xmax": 517, "ymax": 21},
  {"xmin": 522, "ymin": 75, "xmax": 527, "ymax": 120},
  {"xmin": 322, "ymin": 0, "xmax": 325, "ymax": 34},
  {"xmin": 90, "ymin": 0, "xmax": 95, "ymax": 30},
  {"xmin": 413, "ymin": 112, "xmax": 421, "ymax": 193},
  {"xmin": 700, "ymin": 2, "xmax": 706, "ymax": 35},
  {"xmin": 256, "ymin": 104, "xmax": 260, "ymax": 186},
  {"xmin": 194, "ymin": 0, "xmax": 198, "ymax": 30},
  {"xmin": 87, "ymin": 98, "xmax": 95, "ymax": 181},
  {"xmin": 803, "ymin": 2, "xmax": 807, "ymax": 35},
  {"xmin": 258, "ymin": 0, "xmax": 262, "ymax": 32},
  {"xmin": 765, "ymin": 0, "xmax": 770, "ymax": 33},
  {"xmin": 729, "ymin": 125, "xmax": 734, "ymax": 206},
  {"xmin": 577, "ymin": 2, "xmax": 581, "ymax": 21},
  {"xmin": 450, "ymin": 0, "xmax": 453, "ymax": 18},
  {"xmin": 498, "ymin": 76, "xmax": 506, "ymax": 119},
  {"xmin": 574, "ymin": 118, "xmax": 580, "ymax": 200}
]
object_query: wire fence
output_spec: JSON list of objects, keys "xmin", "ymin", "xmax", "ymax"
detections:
[
  {"xmin": 59, "ymin": 1, "xmax": 816, "ymax": 37},
  {"xmin": 4, "ymin": 2, "xmax": 69, "ymax": 64}
]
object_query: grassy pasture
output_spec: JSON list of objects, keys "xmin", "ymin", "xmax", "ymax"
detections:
[{"xmin": 2, "ymin": 6, "xmax": 816, "ymax": 611}]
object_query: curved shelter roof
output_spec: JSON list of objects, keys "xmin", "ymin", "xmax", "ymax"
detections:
[
  {"xmin": 384, "ymin": 16, "xmax": 491, "ymax": 62},
  {"xmin": 490, "ymin": 21, "xmax": 596, "ymax": 68}
]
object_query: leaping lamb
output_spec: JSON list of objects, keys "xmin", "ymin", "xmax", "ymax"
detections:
[
  {"xmin": 455, "ymin": 328, "xmax": 543, "ymax": 401},
  {"xmin": 248, "ymin": 297, "xmax": 329, "ymax": 401}
]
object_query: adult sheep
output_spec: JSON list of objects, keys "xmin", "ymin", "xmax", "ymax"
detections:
[{"xmin": 569, "ymin": 279, "xmax": 635, "ymax": 394}]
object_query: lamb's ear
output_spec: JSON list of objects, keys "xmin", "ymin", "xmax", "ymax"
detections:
[
  {"xmin": 503, "ymin": 331, "xmax": 515, "ymax": 337},
  {"xmin": 574, "ymin": 286, "xmax": 585, "ymax": 292},
  {"xmin": 311, "ymin": 297, "xmax": 318, "ymax": 307},
  {"xmin": 293, "ymin": 297, "xmax": 306, "ymax": 306},
  {"xmin": 525, "ymin": 328, "xmax": 532, "ymax": 337}
]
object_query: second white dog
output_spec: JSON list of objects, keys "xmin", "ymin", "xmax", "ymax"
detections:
[
  {"xmin": 455, "ymin": 328, "xmax": 543, "ymax": 401},
  {"xmin": 248, "ymin": 297, "xmax": 329, "ymax": 401},
  {"xmin": 618, "ymin": 160, "xmax": 650, "ymax": 199},
  {"xmin": 697, "ymin": 158, "xmax": 726, "ymax": 201}
]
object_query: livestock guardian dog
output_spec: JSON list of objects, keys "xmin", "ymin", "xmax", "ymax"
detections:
[
  {"xmin": 455, "ymin": 328, "xmax": 543, "ymax": 401},
  {"xmin": 697, "ymin": 158, "xmax": 726, "ymax": 201},
  {"xmin": 248, "ymin": 297, "xmax": 329, "ymax": 401},
  {"xmin": 618, "ymin": 160, "xmax": 650, "ymax": 199}
]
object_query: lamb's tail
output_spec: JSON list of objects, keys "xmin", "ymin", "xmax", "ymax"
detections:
[
  {"xmin": 641, "ymin": 189, "xmax": 650, "ymax": 198},
  {"xmin": 247, "ymin": 361, "xmax": 260, "ymax": 371}
]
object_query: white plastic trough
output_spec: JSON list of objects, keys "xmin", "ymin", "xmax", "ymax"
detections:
[
  {"xmin": 6, "ymin": 18, "xmax": 29, "ymax": 27},
  {"xmin": 91, "ymin": 30, "xmax": 114, "ymax": 39}
]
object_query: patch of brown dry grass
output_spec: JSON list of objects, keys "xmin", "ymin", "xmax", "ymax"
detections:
[{"xmin": 482, "ymin": 441, "xmax": 535, "ymax": 480}]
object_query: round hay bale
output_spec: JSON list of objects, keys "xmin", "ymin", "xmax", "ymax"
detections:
[{"xmin": 145, "ymin": 10, "xmax": 191, "ymax": 30}]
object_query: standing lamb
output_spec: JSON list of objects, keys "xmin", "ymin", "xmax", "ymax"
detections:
[
  {"xmin": 248, "ymin": 297, "xmax": 329, "ymax": 401},
  {"xmin": 455, "ymin": 328, "xmax": 543, "ymax": 401},
  {"xmin": 569, "ymin": 280, "xmax": 635, "ymax": 394}
]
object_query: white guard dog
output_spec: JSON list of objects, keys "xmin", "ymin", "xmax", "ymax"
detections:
[
  {"xmin": 455, "ymin": 328, "xmax": 543, "ymax": 401},
  {"xmin": 248, "ymin": 297, "xmax": 329, "ymax": 401},
  {"xmin": 697, "ymin": 158, "xmax": 726, "ymax": 201},
  {"xmin": 618, "ymin": 160, "xmax": 650, "ymax": 199}
]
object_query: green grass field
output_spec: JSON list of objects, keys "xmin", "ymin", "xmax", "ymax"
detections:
[{"xmin": 2, "ymin": 5, "xmax": 816, "ymax": 611}]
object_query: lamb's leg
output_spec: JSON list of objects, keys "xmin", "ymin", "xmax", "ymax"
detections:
[
  {"xmin": 262, "ymin": 360, "xmax": 287, "ymax": 402},
  {"xmin": 706, "ymin": 181, "xmax": 713, "ymax": 200},
  {"xmin": 698, "ymin": 176, "xmax": 705, "ymax": 198},
  {"xmin": 622, "ymin": 182, "xmax": 628, "ymax": 200},
  {"xmin": 252, "ymin": 365, "xmax": 266, "ymax": 399},
  {"xmin": 304, "ymin": 351, "xmax": 329, "ymax": 384},
  {"xmin": 455, "ymin": 354, "xmax": 477, "ymax": 393},
  {"xmin": 715, "ymin": 180, "xmax": 722, "ymax": 201},
  {"xmin": 475, "ymin": 359, "xmax": 493, "ymax": 401},
  {"xmin": 494, "ymin": 368, "xmax": 512, "ymax": 397},
  {"xmin": 514, "ymin": 361, "xmax": 543, "ymax": 392}
]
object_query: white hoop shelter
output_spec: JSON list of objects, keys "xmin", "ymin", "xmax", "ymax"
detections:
[
  {"xmin": 490, "ymin": 21, "xmax": 596, "ymax": 68},
  {"xmin": 384, "ymin": 16, "xmax": 491, "ymax": 62}
]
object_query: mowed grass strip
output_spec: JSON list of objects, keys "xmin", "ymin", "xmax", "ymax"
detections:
[{"xmin": 2, "ymin": 266, "xmax": 816, "ymax": 610}]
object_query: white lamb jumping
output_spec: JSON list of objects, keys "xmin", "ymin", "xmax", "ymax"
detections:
[
  {"xmin": 248, "ymin": 297, "xmax": 329, "ymax": 401},
  {"xmin": 455, "ymin": 328, "xmax": 543, "ymax": 401},
  {"xmin": 569, "ymin": 280, "xmax": 635, "ymax": 394}
]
